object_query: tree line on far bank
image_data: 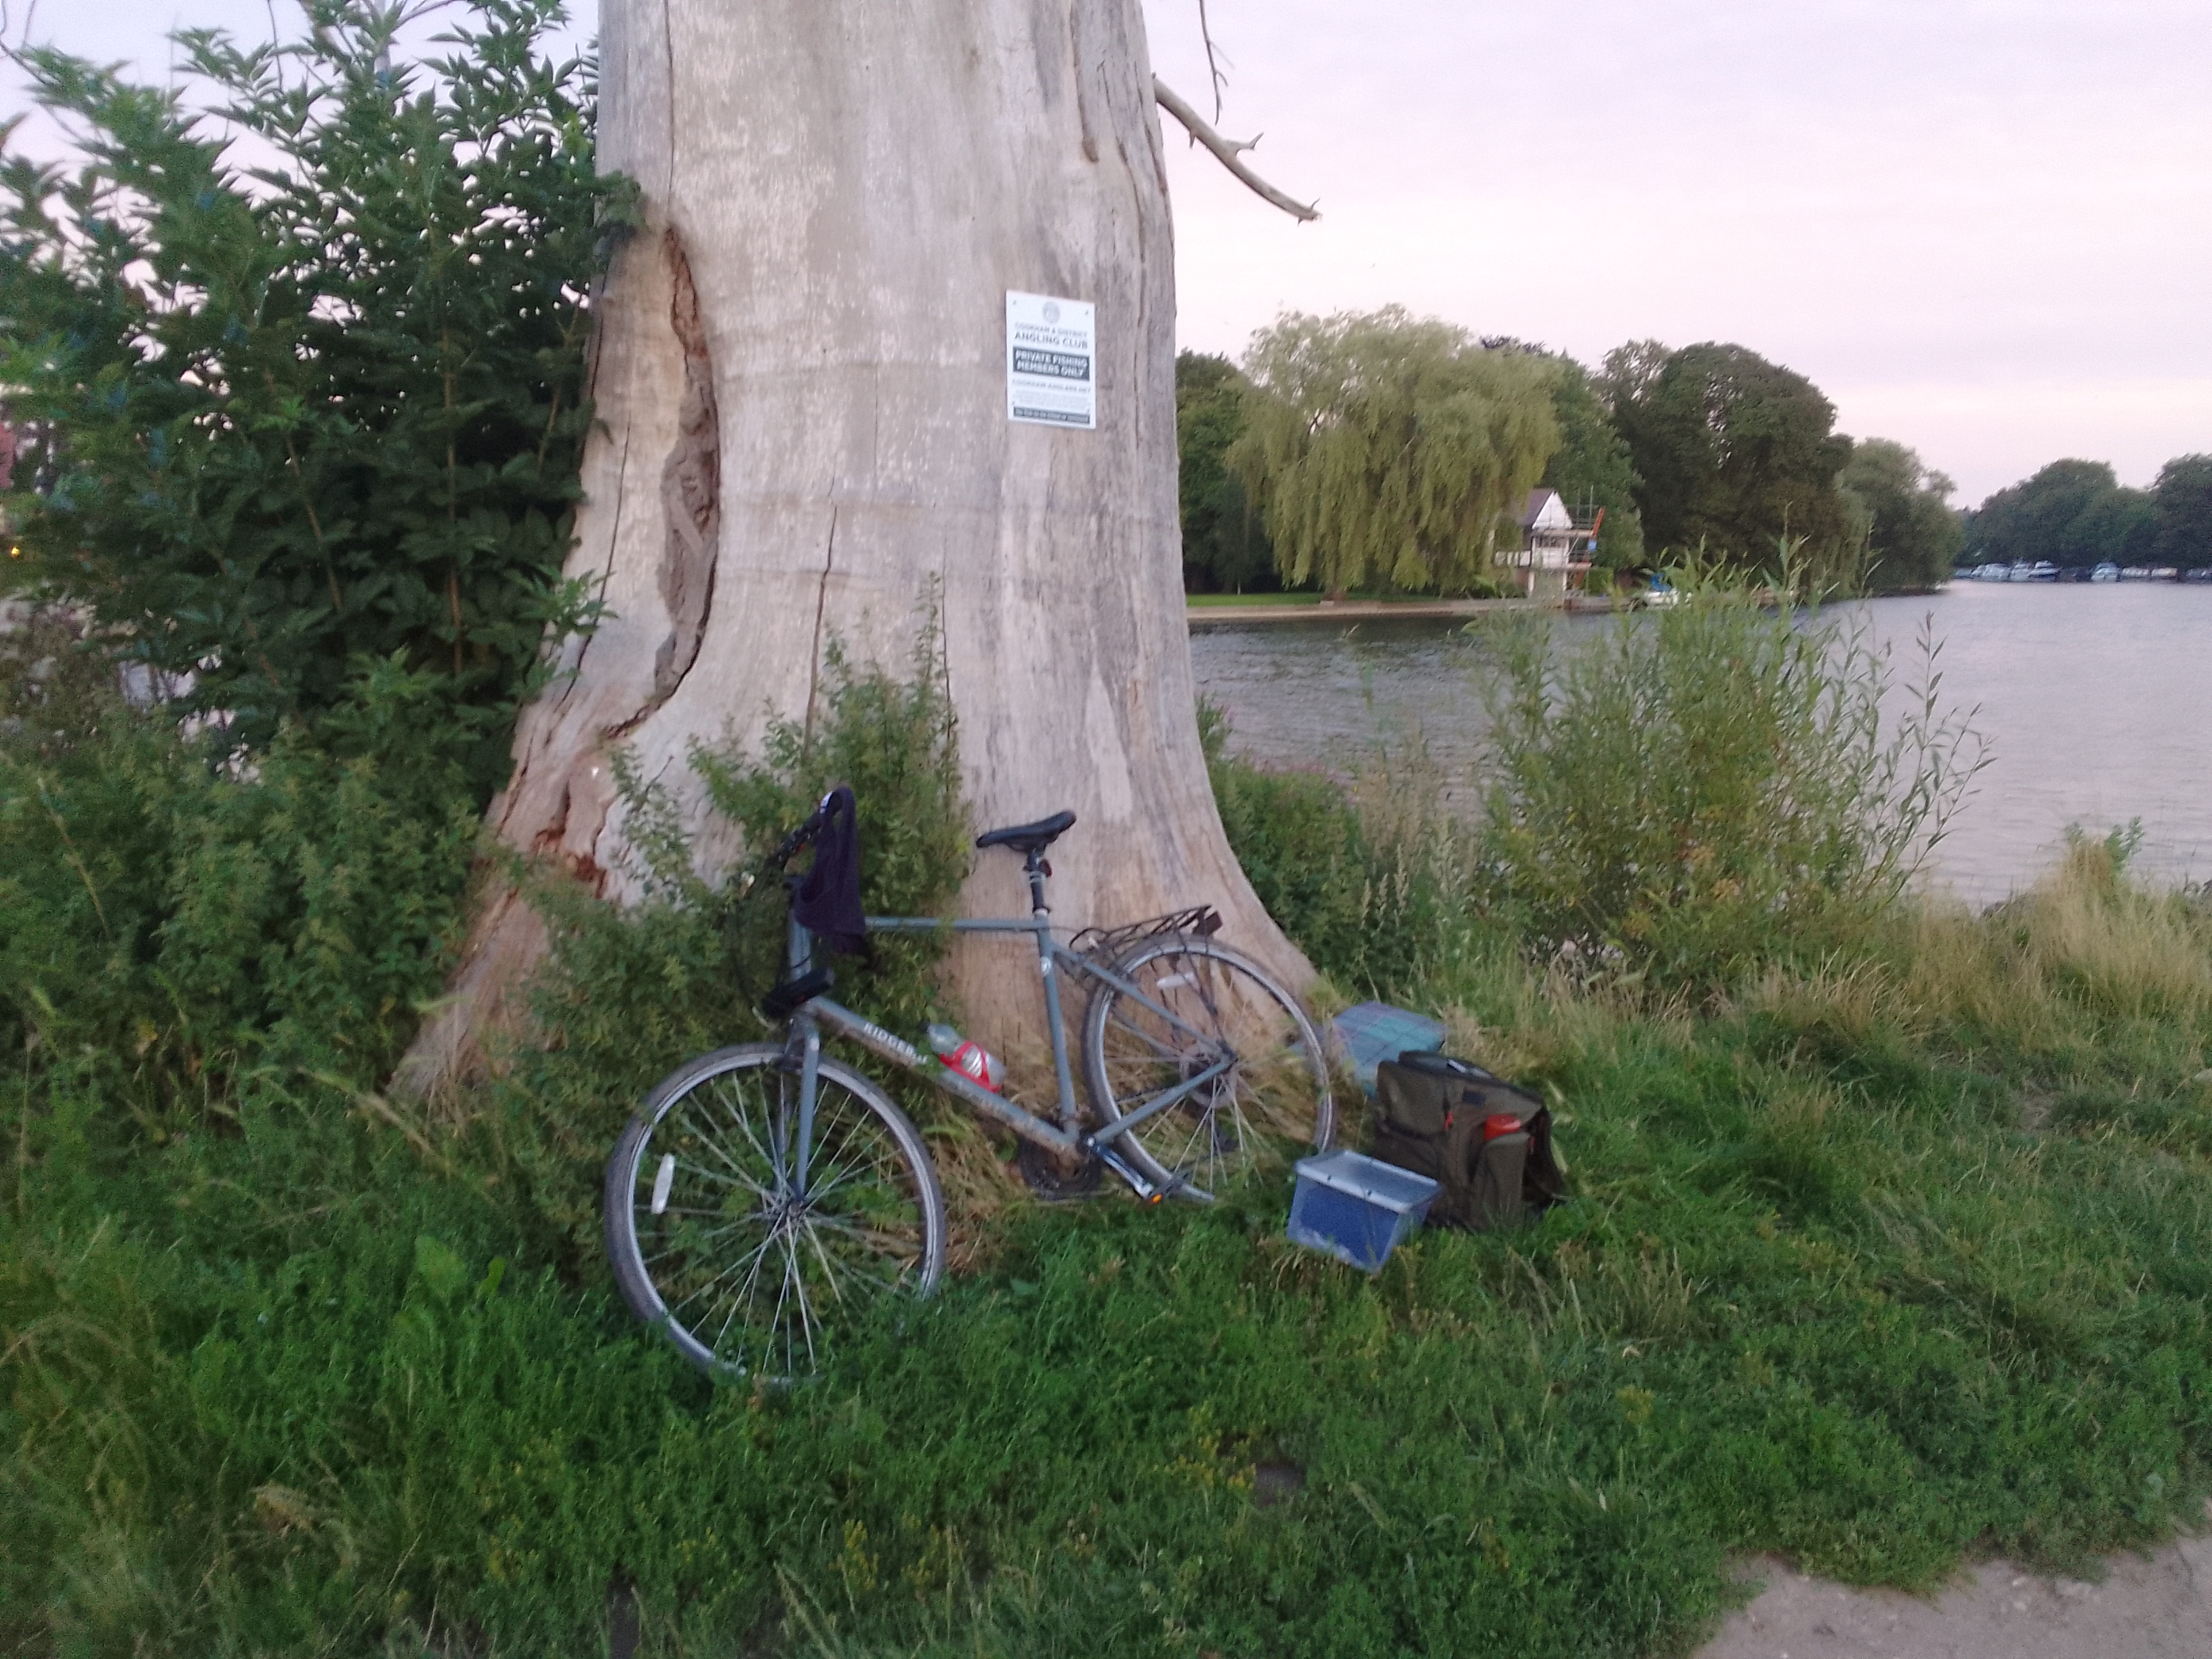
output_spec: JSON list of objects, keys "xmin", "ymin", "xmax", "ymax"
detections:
[
  {"xmin": 1177, "ymin": 312, "xmax": 1962, "ymax": 598},
  {"xmin": 1960, "ymin": 456, "xmax": 2212, "ymax": 573}
]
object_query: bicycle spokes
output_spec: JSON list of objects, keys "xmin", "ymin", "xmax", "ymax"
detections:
[
  {"xmin": 1088, "ymin": 941, "xmax": 1331, "ymax": 1198},
  {"xmin": 632, "ymin": 1059, "xmax": 933, "ymax": 1378}
]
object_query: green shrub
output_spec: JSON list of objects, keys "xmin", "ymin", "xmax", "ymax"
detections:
[
  {"xmin": 1201, "ymin": 702, "xmax": 1486, "ymax": 1000},
  {"xmin": 3, "ymin": 615, "xmax": 479, "ymax": 1128},
  {"xmin": 1472, "ymin": 558, "xmax": 1986, "ymax": 995},
  {"xmin": 0, "ymin": 0, "xmax": 626, "ymax": 796},
  {"xmin": 491, "ymin": 618, "xmax": 975, "ymax": 1256},
  {"xmin": 1202, "ymin": 701, "xmax": 1374, "ymax": 979}
]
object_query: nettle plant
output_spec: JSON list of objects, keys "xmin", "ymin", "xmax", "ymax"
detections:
[{"xmin": 0, "ymin": 0, "xmax": 632, "ymax": 794}]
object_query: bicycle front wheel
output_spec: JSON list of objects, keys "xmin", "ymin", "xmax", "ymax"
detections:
[
  {"xmin": 1082, "ymin": 937, "xmax": 1334, "ymax": 1200},
  {"xmin": 605, "ymin": 1043, "xmax": 946, "ymax": 1379}
]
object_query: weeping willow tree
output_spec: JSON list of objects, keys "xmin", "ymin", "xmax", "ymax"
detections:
[{"xmin": 1230, "ymin": 308, "xmax": 1560, "ymax": 594}]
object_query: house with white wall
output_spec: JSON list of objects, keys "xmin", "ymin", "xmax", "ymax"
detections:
[{"xmin": 1496, "ymin": 489, "xmax": 1598, "ymax": 598}]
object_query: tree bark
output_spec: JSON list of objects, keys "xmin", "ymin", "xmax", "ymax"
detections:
[{"xmin": 397, "ymin": 0, "xmax": 1309, "ymax": 1102}]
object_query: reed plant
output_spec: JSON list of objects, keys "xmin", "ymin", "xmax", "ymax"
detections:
[{"xmin": 1471, "ymin": 554, "xmax": 1988, "ymax": 998}]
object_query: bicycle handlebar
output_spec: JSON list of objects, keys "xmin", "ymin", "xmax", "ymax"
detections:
[
  {"xmin": 727, "ymin": 791, "xmax": 839, "ymax": 903},
  {"xmin": 765, "ymin": 790, "xmax": 840, "ymax": 873}
]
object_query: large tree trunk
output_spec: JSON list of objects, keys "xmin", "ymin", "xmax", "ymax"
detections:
[{"xmin": 396, "ymin": 0, "xmax": 1308, "ymax": 1100}]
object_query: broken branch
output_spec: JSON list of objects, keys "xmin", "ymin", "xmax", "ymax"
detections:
[
  {"xmin": 1196, "ymin": 0, "xmax": 1229, "ymax": 123},
  {"xmin": 1153, "ymin": 76, "xmax": 1318, "ymax": 223}
]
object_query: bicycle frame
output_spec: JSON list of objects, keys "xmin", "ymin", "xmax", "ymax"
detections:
[{"xmin": 777, "ymin": 904, "xmax": 1237, "ymax": 1203}]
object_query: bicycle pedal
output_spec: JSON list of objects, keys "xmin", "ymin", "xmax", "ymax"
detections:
[{"xmin": 1093, "ymin": 1143, "xmax": 1169, "ymax": 1204}]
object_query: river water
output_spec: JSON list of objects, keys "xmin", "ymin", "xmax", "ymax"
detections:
[{"xmin": 1189, "ymin": 583, "xmax": 2212, "ymax": 907}]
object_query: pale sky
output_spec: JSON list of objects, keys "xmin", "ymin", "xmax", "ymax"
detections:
[{"xmin": 6, "ymin": 0, "xmax": 2206, "ymax": 504}]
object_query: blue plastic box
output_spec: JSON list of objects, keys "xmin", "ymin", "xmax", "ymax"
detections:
[
  {"xmin": 1287, "ymin": 1149, "xmax": 1439, "ymax": 1272},
  {"xmin": 1329, "ymin": 1002, "xmax": 1446, "ymax": 1097}
]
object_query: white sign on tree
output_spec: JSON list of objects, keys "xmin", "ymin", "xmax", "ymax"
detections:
[{"xmin": 1006, "ymin": 291, "xmax": 1096, "ymax": 429}]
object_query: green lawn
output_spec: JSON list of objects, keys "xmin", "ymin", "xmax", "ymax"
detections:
[
  {"xmin": 14, "ymin": 834, "xmax": 2212, "ymax": 1657},
  {"xmin": 1186, "ymin": 590, "xmax": 1328, "ymax": 607}
]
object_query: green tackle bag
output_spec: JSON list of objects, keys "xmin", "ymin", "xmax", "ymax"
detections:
[{"xmin": 1370, "ymin": 1052, "xmax": 1567, "ymax": 1231}]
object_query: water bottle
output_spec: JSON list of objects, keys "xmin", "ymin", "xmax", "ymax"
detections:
[{"xmin": 926, "ymin": 1023, "xmax": 1004, "ymax": 1094}]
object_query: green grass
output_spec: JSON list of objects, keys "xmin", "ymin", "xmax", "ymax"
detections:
[
  {"xmin": 12, "ymin": 850, "xmax": 2212, "ymax": 1656},
  {"xmin": 9, "ymin": 609, "xmax": 2212, "ymax": 1656}
]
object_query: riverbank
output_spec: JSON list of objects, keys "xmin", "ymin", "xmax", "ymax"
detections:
[
  {"xmin": 14, "ymin": 817, "xmax": 2211, "ymax": 1656},
  {"xmin": 1187, "ymin": 593, "xmax": 1629, "ymax": 625}
]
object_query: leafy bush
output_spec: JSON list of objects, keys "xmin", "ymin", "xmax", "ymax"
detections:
[
  {"xmin": 1473, "ymin": 560, "xmax": 1986, "ymax": 995},
  {"xmin": 0, "ymin": 0, "xmax": 626, "ymax": 795},
  {"xmin": 493, "ymin": 619, "xmax": 977, "ymax": 1255},
  {"xmin": 1, "ymin": 625, "xmax": 479, "ymax": 1124}
]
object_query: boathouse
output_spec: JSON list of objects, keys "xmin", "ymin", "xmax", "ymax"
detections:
[{"xmin": 1496, "ymin": 489, "xmax": 1599, "ymax": 599}]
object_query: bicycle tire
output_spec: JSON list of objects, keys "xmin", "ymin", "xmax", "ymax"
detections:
[
  {"xmin": 1080, "ymin": 936, "xmax": 1334, "ymax": 1200},
  {"xmin": 605, "ymin": 1043, "xmax": 946, "ymax": 1379}
]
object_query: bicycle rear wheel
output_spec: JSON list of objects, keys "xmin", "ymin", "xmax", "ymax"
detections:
[
  {"xmin": 605, "ymin": 1043, "xmax": 945, "ymax": 1379},
  {"xmin": 1081, "ymin": 936, "xmax": 1333, "ymax": 1200}
]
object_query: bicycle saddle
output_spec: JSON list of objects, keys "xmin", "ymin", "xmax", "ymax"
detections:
[{"xmin": 975, "ymin": 809, "xmax": 1076, "ymax": 854}]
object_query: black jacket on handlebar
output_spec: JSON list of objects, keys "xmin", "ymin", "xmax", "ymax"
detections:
[{"xmin": 792, "ymin": 785, "xmax": 867, "ymax": 957}]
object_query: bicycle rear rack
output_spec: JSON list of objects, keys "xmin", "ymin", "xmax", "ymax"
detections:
[{"xmin": 1069, "ymin": 904, "xmax": 1223, "ymax": 964}]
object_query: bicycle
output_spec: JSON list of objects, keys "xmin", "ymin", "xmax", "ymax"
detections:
[{"xmin": 604, "ymin": 794, "xmax": 1334, "ymax": 1379}]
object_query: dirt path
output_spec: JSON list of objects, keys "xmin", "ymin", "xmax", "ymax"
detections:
[{"xmin": 1698, "ymin": 1511, "xmax": 2212, "ymax": 1658}]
